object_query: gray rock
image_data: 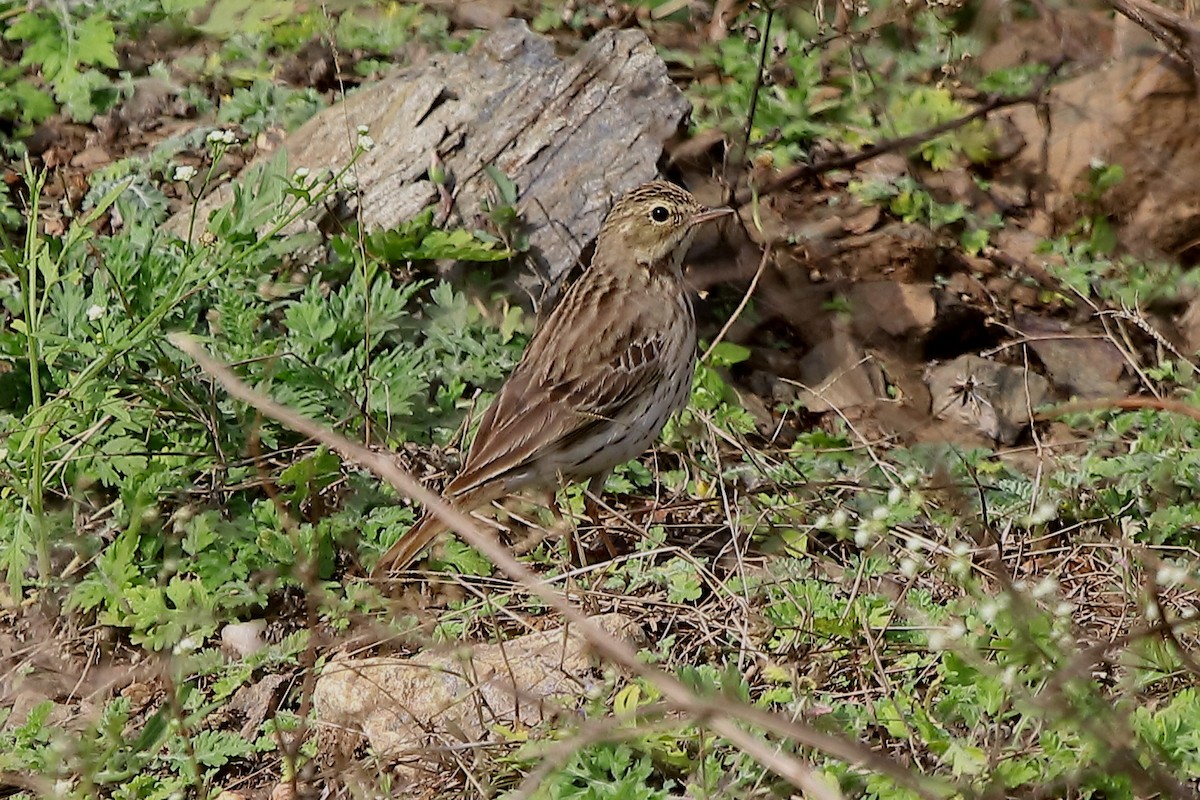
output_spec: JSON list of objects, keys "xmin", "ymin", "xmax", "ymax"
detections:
[{"xmin": 169, "ymin": 21, "xmax": 690, "ymax": 299}]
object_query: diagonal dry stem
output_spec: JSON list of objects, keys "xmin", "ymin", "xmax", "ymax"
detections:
[{"xmin": 169, "ymin": 332, "xmax": 948, "ymax": 799}]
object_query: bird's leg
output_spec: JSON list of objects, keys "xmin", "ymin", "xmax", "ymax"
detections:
[
  {"xmin": 585, "ymin": 473, "xmax": 620, "ymax": 559},
  {"xmin": 542, "ymin": 486, "xmax": 584, "ymax": 566}
]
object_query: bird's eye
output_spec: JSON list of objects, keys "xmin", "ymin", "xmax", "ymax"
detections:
[{"xmin": 650, "ymin": 205, "xmax": 671, "ymax": 223}]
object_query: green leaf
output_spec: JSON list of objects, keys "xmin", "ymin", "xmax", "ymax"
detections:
[
  {"xmin": 1089, "ymin": 216, "xmax": 1117, "ymax": 255},
  {"xmin": 706, "ymin": 341, "xmax": 750, "ymax": 367},
  {"xmin": 483, "ymin": 164, "xmax": 519, "ymax": 205},
  {"xmin": 662, "ymin": 557, "xmax": 702, "ymax": 603},
  {"xmin": 74, "ymin": 14, "xmax": 119, "ymax": 70},
  {"xmin": 960, "ymin": 227, "xmax": 989, "ymax": 256}
]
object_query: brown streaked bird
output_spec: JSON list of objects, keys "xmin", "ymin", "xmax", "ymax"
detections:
[{"xmin": 371, "ymin": 181, "xmax": 733, "ymax": 576}]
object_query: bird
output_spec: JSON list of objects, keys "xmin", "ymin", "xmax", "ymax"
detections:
[{"xmin": 371, "ymin": 180, "xmax": 733, "ymax": 576}]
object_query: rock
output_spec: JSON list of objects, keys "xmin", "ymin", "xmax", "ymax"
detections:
[
  {"xmin": 221, "ymin": 619, "xmax": 268, "ymax": 658},
  {"xmin": 313, "ymin": 613, "xmax": 643, "ymax": 764},
  {"xmin": 1015, "ymin": 313, "xmax": 1129, "ymax": 399},
  {"xmin": 168, "ymin": 20, "xmax": 690, "ymax": 297},
  {"xmin": 926, "ymin": 355, "xmax": 1052, "ymax": 444},
  {"xmin": 1175, "ymin": 294, "xmax": 1200, "ymax": 354},
  {"xmin": 1006, "ymin": 46, "xmax": 1200, "ymax": 258},
  {"xmin": 791, "ymin": 328, "xmax": 887, "ymax": 412},
  {"xmin": 849, "ymin": 281, "xmax": 936, "ymax": 339}
]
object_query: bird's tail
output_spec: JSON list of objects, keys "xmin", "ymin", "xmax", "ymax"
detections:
[
  {"xmin": 370, "ymin": 511, "xmax": 449, "ymax": 577},
  {"xmin": 370, "ymin": 485, "xmax": 503, "ymax": 577}
]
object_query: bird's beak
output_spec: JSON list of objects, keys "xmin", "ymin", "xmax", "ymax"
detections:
[{"xmin": 689, "ymin": 206, "xmax": 736, "ymax": 226}]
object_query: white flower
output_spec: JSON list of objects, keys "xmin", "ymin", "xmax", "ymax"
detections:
[
  {"xmin": 1156, "ymin": 564, "xmax": 1191, "ymax": 586},
  {"xmin": 207, "ymin": 129, "xmax": 238, "ymax": 145},
  {"xmin": 356, "ymin": 123, "xmax": 370, "ymax": 135},
  {"xmin": 1029, "ymin": 502, "xmax": 1057, "ymax": 525},
  {"xmin": 355, "ymin": 125, "xmax": 374, "ymax": 151},
  {"xmin": 173, "ymin": 165, "xmax": 197, "ymax": 182},
  {"xmin": 1032, "ymin": 576, "xmax": 1059, "ymax": 600},
  {"xmin": 86, "ymin": 304, "xmax": 105, "ymax": 321},
  {"xmin": 172, "ymin": 636, "xmax": 200, "ymax": 655},
  {"xmin": 887, "ymin": 486, "xmax": 904, "ymax": 506},
  {"xmin": 293, "ymin": 167, "xmax": 311, "ymax": 180}
]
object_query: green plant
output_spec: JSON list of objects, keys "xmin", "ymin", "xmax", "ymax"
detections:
[
  {"xmin": 850, "ymin": 176, "xmax": 996, "ymax": 253},
  {"xmin": 3, "ymin": 6, "xmax": 121, "ymax": 121}
]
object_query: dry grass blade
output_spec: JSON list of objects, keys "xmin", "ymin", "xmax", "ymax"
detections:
[{"xmin": 168, "ymin": 332, "xmax": 946, "ymax": 799}]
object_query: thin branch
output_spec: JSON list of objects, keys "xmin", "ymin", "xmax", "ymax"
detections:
[
  {"xmin": 169, "ymin": 333, "xmax": 950, "ymax": 800},
  {"xmin": 740, "ymin": 57, "xmax": 1066, "ymax": 204},
  {"xmin": 700, "ymin": 243, "xmax": 771, "ymax": 364}
]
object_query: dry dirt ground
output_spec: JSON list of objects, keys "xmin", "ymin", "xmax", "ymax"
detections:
[{"xmin": 6, "ymin": 0, "xmax": 1200, "ymax": 796}]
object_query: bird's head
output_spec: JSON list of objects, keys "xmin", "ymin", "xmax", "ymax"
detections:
[{"xmin": 595, "ymin": 181, "xmax": 733, "ymax": 271}]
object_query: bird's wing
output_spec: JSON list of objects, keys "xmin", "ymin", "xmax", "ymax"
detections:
[{"xmin": 446, "ymin": 279, "xmax": 677, "ymax": 498}]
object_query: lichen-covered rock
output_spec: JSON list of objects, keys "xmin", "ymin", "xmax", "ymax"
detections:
[
  {"xmin": 313, "ymin": 613, "xmax": 643, "ymax": 765},
  {"xmin": 170, "ymin": 20, "xmax": 690, "ymax": 297}
]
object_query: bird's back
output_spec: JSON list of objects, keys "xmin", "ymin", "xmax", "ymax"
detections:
[{"xmin": 448, "ymin": 255, "xmax": 696, "ymax": 497}]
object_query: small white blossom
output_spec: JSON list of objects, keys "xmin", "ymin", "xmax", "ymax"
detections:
[
  {"xmin": 357, "ymin": 133, "xmax": 376, "ymax": 152},
  {"xmin": 173, "ymin": 636, "xmax": 200, "ymax": 655},
  {"xmin": 207, "ymin": 129, "xmax": 238, "ymax": 145},
  {"xmin": 871, "ymin": 505, "xmax": 888, "ymax": 521},
  {"xmin": 356, "ymin": 123, "xmax": 370, "ymax": 135},
  {"xmin": 86, "ymin": 304, "xmax": 105, "ymax": 321},
  {"xmin": 1032, "ymin": 576, "xmax": 1059, "ymax": 600},
  {"xmin": 813, "ymin": 514, "xmax": 830, "ymax": 530},
  {"xmin": 887, "ymin": 486, "xmax": 904, "ymax": 506},
  {"xmin": 293, "ymin": 167, "xmax": 311, "ymax": 180},
  {"xmin": 173, "ymin": 165, "xmax": 197, "ymax": 182},
  {"xmin": 1156, "ymin": 564, "xmax": 1191, "ymax": 586},
  {"xmin": 899, "ymin": 557, "xmax": 920, "ymax": 579},
  {"xmin": 1055, "ymin": 601, "xmax": 1075, "ymax": 617},
  {"xmin": 1029, "ymin": 502, "xmax": 1058, "ymax": 525},
  {"xmin": 830, "ymin": 509, "xmax": 848, "ymax": 529},
  {"xmin": 1001, "ymin": 665, "xmax": 1019, "ymax": 688},
  {"xmin": 854, "ymin": 523, "xmax": 874, "ymax": 548},
  {"xmin": 339, "ymin": 172, "xmax": 359, "ymax": 191}
]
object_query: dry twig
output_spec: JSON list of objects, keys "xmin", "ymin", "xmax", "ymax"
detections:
[{"xmin": 170, "ymin": 333, "xmax": 947, "ymax": 799}]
